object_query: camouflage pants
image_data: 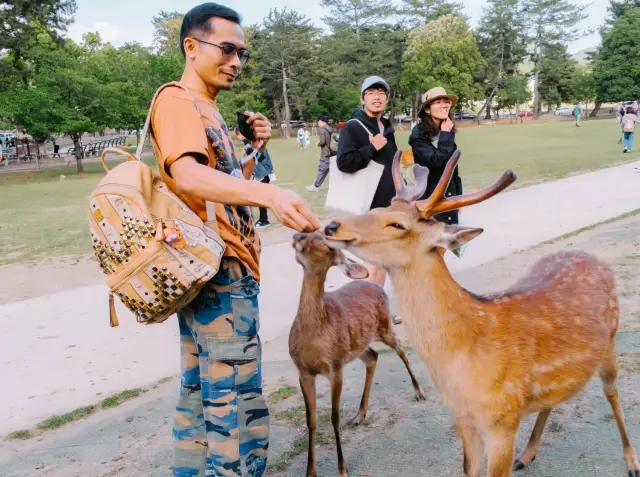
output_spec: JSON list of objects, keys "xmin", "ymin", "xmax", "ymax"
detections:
[{"xmin": 172, "ymin": 263, "xmax": 269, "ymax": 477}]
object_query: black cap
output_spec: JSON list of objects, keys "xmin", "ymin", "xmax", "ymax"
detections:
[{"xmin": 317, "ymin": 114, "xmax": 329, "ymax": 123}]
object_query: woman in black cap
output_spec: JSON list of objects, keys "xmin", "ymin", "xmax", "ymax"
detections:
[{"xmin": 409, "ymin": 86, "xmax": 462, "ymax": 225}]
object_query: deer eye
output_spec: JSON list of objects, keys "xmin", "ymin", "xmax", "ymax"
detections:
[{"xmin": 387, "ymin": 223, "xmax": 406, "ymax": 230}]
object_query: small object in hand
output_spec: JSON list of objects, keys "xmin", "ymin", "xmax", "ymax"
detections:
[{"xmin": 164, "ymin": 227, "xmax": 186, "ymax": 250}]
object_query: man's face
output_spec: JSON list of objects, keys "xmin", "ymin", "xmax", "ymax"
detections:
[
  {"xmin": 184, "ymin": 18, "xmax": 246, "ymax": 91},
  {"xmin": 318, "ymin": 120, "xmax": 326, "ymax": 128},
  {"xmin": 362, "ymin": 86, "xmax": 388, "ymax": 115}
]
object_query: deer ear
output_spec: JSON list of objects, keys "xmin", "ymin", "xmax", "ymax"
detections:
[
  {"xmin": 336, "ymin": 254, "xmax": 369, "ymax": 279},
  {"xmin": 435, "ymin": 225, "xmax": 483, "ymax": 253}
]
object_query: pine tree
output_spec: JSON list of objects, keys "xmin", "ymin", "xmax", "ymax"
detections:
[
  {"xmin": 397, "ymin": 0, "xmax": 466, "ymax": 26},
  {"xmin": 521, "ymin": 0, "xmax": 588, "ymax": 118},
  {"xmin": 320, "ymin": 0, "xmax": 395, "ymax": 38},
  {"xmin": 475, "ymin": 0, "xmax": 527, "ymax": 120}
]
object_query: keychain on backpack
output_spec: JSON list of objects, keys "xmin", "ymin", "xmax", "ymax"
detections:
[{"xmin": 164, "ymin": 226, "xmax": 187, "ymax": 250}]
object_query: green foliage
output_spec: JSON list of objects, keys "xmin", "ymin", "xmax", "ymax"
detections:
[
  {"xmin": 309, "ymin": 87, "xmax": 362, "ymax": 121},
  {"xmin": 538, "ymin": 43, "xmax": 578, "ymax": 109},
  {"xmin": 397, "ymin": 0, "xmax": 466, "ymax": 26},
  {"xmin": 593, "ymin": 7, "xmax": 640, "ymax": 102},
  {"xmin": 495, "ymin": 75, "xmax": 531, "ymax": 111},
  {"xmin": 36, "ymin": 405, "xmax": 95, "ymax": 430},
  {"xmin": 402, "ymin": 15, "xmax": 486, "ymax": 106},
  {"xmin": 572, "ymin": 67, "xmax": 596, "ymax": 103},
  {"xmin": 0, "ymin": 0, "xmax": 77, "ymax": 81},
  {"xmin": 254, "ymin": 9, "xmax": 320, "ymax": 125},
  {"xmin": 321, "ymin": 0, "xmax": 395, "ymax": 36}
]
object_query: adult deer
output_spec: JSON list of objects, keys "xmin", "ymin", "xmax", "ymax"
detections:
[
  {"xmin": 289, "ymin": 231, "xmax": 426, "ymax": 477},
  {"xmin": 323, "ymin": 150, "xmax": 640, "ymax": 477}
]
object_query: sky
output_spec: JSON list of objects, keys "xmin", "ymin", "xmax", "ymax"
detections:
[{"xmin": 66, "ymin": 0, "xmax": 607, "ymax": 54}]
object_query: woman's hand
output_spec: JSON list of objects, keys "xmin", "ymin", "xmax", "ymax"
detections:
[{"xmin": 441, "ymin": 118, "xmax": 455, "ymax": 132}]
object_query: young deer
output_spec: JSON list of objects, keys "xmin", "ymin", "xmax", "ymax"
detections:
[
  {"xmin": 289, "ymin": 231, "xmax": 426, "ymax": 477},
  {"xmin": 324, "ymin": 150, "xmax": 640, "ymax": 477}
]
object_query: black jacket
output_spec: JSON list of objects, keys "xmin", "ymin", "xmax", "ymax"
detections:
[
  {"xmin": 336, "ymin": 109, "xmax": 398, "ymax": 210},
  {"xmin": 409, "ymin": 124, "xmax": 462, "ymax": 224}
]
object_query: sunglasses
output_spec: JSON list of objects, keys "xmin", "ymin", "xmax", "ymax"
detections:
[{"xmin": 192, "ymin": 38, "xmax": 252, "ymax": 66}]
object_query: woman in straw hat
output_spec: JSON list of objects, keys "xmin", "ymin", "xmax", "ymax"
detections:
[{"xmin": 409, "ymin": 86, "xmax": 463, "ymax": 225}]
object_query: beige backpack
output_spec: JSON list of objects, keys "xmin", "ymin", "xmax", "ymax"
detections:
[
  {"xmin": 624, "ymin": 117, "xmax": 635, "ymax": 132},
  {"xmin": 89, "ymin": 82, "xmax": 226, "ymax": 327}
]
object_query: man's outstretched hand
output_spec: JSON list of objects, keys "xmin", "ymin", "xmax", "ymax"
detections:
[{"xmin": 265, "ymin": 187, "xmax": 322, "ymax": 232}]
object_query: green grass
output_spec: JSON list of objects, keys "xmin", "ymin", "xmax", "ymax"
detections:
[
  {"xmin": 100, "ymin": 388, "xmax": 146, "ymax": 409},
  {"xmin": 36, "ymin": 405, "xmax": 96, "ymax": 430},
  {"xmin": 268, "ymin": 385, "xmax": 298, "ymax": 404},
  {"xmin": 0, "ymin": 119, "xmax": 635, "ymax": 265},
  {"xmin": 6, "ymin": 429, "xmax": 33, "ymax": 440}
]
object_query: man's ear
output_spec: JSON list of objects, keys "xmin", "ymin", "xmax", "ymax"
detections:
[
  {"xmin": 336, "ymin": 253, "xmax": 369, "ymax": 279},
  {"xmin": 435, "ymin": 225, "xmax": 483, "ymax": 253}
]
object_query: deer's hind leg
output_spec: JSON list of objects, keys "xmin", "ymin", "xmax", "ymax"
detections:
[
  {"xmin": 380, "ymin": 329, "xmax": 426, "ymax": 401},
  {"xmin": 513, "ymin": 408, "xmax": 551, "ymax": 471},
  {"xmin": 599, "ymin": 343, "xmax": 640, "ymax": 477},
  {"xmin": 348, "ymin": 347, "xmax": 378, "ymax": 427}
]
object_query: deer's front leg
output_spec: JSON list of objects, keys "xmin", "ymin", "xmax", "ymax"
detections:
[
  {"xmin": 330, "ymin": 368, "xmax": 348, "ymax": 477},
  {"xmin": 299, "ymin": 373, "xmax": 318, "ymax": 477},
  {"xmin": 456, "ymin": 419, "xmax": 484, "ymax": 477},
  {"xmin": 486, "ymin": 423, "xmax": 519, "ymax": 477}
]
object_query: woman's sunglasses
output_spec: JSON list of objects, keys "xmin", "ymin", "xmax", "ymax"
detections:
[{"xmin": 192, "ymin": 38, "xmax": 252, "ymax": 66}]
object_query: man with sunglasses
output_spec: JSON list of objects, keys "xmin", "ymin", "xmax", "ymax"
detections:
[{"xmin": 150, "ymin": 4, "xmax": 321, "ymax": 477}]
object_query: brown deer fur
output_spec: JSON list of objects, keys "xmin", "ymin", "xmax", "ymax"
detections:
[
  {"xmin": 289, "ymin": 231, "xmax": 426, "ymax": 477},
  {"xmin": 323, "ymin": 150, "xmax": 640, "ymax": 477}
]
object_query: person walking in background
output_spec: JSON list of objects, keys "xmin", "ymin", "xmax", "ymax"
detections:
[
  {"xmin": 307, "ymin": 115, "xmax": 334, "ymax": 192},
  {"xmin": 573, "ymin": 103, "xmax": 582, "ymax": 127},
  {"xmin": 297, "ymin": 126, "xmax": 305, "ymax": 149},
  {"xmin": 334, "ymin": 75, "xmax": 402, "ymax": 324},
  {"xmin": 304, "ymin": 127, "xmax": 311, "ymax": 148},
  {"xmin": 409, "ymin": 86, "xmax": 462, "ymax": 227},
  {"xmin": 621, "ymin": 106, "xmax": 640, "ymax": 153},
  {"xmin": 236, "ymin": 128, "xmax": 276, "ymax": 228}
]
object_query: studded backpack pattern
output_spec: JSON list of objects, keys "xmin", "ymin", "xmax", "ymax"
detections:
[{"xmin": 89, "ymin": 82, "xmax": 226, "ymax": 327}]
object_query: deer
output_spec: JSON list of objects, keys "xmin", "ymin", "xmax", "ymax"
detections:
[
  {"xmin": 323, "ymin": 149, "xmax": 640, "ymax": 477},
  {"xmin": 288, "ymin": 231, "xmax": 426, "ymax": 477}
]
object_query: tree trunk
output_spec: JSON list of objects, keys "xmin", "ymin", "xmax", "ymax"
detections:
[
  {"xmin": 533, "ymin": 42, "xmax": 541, "ymax": 120},
  {"xmin": 136, "ymin": 128, "xmax": 141, "ymax": 148},
  {"xmin": 585, "ymin": 101, "xmax": 589, "ymax": 120},
  {"xmin": 281, "ymin": 59, "xmax": 291, "ymax": 139},
  {"xmin": 589, "ymin": 100, "xmax": 602, "ymax": 118},
  {"xmin": 412, "ymin": 91, "xmax": 421, "ymax": 121},
  {"xmin": 35, "ymin": 142, "xmax": 41, "ymax": 170},
  {"xmin": 485, "ymin": 104, "xmax": 492, "ymax": 120},
  {"xmin": 72, "ymin": 133, "xmax": 84, "ymax": 173},
  {"xmin": 389, "ymin": 90, "xmax": 397, "ymax": 123},
  {"xmin": 273, "ymin": 99, "xmax": 284, "ymax": 138}
]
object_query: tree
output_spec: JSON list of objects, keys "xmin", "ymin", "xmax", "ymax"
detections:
[
  {"xmin": 254, "ymin": 9, "xmax": 320, "ymax": 137},
  {"xmin": 401, "ymin": 15, "xmax": 486, "ymax": 120},
  {"xmin": 521, "ymin": 0, "xmax": 588, "ymax": 117},
  {"xmin": 397, "ymin": 0, "xmax": 466, "ymax": 26},
  {"xmin": 320, "ymin": 0, "xmax": 395, "ymax": 38},
  {"xmin": 571, "ymin": 67, "xmax": 596, "ymax": 116},
  {"xmin": 308, "ymin": 87, "xmax": 361, "ymax": 122},
  {"xmin": 152, "ymin": 10, "xmax": 184, "ymax": 57},
  {"xmin": 475, "ymin": 0, "xmax": 527, "ymax": 121},
  {"xmin": 0, "ymin": 0, "xmax": 77, "ymax": 83},
  {"xmin": 593, "ymin": 7, "xmax": 640, "ymax": 103},
  {"xmin": 494, "ymin": 75, "xmax": 531, "ymax": 120},
  {"xmin": 538, "ymin": 43, "xmax": 577, "ymax": 112}
]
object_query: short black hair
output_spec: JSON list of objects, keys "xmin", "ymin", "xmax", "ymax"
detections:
[{"xmin": 180, "ymin": 3, "xmax": 242, "ymax": 57}]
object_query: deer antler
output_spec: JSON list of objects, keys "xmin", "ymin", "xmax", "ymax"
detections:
[
  {"xmin": 414, "ymin": 149, "xmax": 517, "ymax": 217},
  {"xmin": 391, "ymin": 150, "xmax": 431, "ymax": 203}
]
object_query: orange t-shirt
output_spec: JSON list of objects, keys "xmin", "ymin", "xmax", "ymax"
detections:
[{"xmin": 150, "ymin": 84, "xmax": 261, "ymax": 281}]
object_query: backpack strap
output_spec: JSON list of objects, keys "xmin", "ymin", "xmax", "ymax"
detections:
[
  {"xmin": 347, "ymin": 118, "xmax": 384, "ymax": 136},
  {"xmin": 135, "ymin": 81, "xmax": 203, "ymax": 160}
]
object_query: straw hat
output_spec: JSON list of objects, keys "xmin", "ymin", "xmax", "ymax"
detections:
[{"xmin": 418, "ymin": 87, "xmax": 458, "ymax": 117}]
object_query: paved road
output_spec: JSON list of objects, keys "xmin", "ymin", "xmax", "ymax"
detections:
[{"xmin": 1, "ymin": 159, "xmax": 639, "ymax": 435}]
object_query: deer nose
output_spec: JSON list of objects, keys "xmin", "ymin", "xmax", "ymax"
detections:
[{"xmin": 325, "ymin": 222, "xmax": 340, "ymax": 236}]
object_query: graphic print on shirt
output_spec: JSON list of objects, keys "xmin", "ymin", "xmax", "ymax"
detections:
[{"xmin": 204, "ymin": 124, "xmax": 256, "ymax": 245}]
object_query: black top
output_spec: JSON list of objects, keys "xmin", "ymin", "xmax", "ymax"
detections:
[
  {"xmin": 336, "ymin": 108, "xmax": 398, "ymax": 210},
  {"xmin": 409, "ymin": 124, "xmax": 462, "ymax": 224}
]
